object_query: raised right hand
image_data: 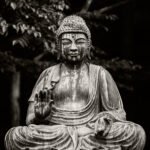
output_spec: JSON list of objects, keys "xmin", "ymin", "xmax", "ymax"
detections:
[{"xmin": 34, "ymin": 88, "xmax": 54, "ymax": 119}]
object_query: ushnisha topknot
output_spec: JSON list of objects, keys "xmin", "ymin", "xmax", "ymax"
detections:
[
  {"xmin": 56, "ymin": 15, "xmax": 91, "ymax": 40},
  {"xmin": 56, "ymin": 15, "xmax": 91, "ymax": 50}
]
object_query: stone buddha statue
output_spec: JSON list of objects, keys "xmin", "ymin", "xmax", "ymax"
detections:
[{"xmin": 5, "ymin": 15, "xmax": 146, "ymax": 150}]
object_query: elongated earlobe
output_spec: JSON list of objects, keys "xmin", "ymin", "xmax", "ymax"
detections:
[
  {"xmin": 56, "ymin": 39, "xmax": 62, "ymax": 61},
  {"xmin": 87, "ymin": 48, "xmax": 91, "ymax": 60}
]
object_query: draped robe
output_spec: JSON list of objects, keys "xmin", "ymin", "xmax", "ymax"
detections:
[{"xmin": 5, "ymin": 63, "xmax": 146, "ymax": 150}]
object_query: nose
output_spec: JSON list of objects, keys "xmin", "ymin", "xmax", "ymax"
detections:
[{"xmin": 70, "ymin": 42, "xmax": 77, "ymax": 52}]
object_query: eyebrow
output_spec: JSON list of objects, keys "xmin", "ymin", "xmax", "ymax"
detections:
[
  {"xmin": 76, "ymin": 38, "xmax": 86, "ymax": 41},
  {"xmin": 61, "ymin": 38, "xmax": 86, "ymax": 41},
  {"xmin": 61, "ymin": 38, "xmax": 71, "ymax": 41}
]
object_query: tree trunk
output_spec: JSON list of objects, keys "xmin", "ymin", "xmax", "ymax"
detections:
[{"xmin": 10, "ymin": 72, "xmax": 20, "ymax": 126}]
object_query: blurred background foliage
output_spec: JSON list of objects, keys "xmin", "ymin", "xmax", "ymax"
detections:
[
  {"xmin": 0, "ymin": 0, "xmax": 150, "ymax": 149},
  {"xmin": 0, "ymin": 0, "xmax": 142, "ymax": 91}
]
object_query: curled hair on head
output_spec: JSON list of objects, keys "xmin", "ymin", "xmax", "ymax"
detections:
[{"xmin": 56, "ymin": 15, "xmax": 92, "ymax": 51}]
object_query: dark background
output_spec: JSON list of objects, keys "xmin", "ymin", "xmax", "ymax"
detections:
[{"xmin": 0, "ymin": 0, "xmax": 150, "ymax": 149}]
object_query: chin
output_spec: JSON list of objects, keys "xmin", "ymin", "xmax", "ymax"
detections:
[
  {"xmin": 62, "ymin": 55, "xmax": 85, "ymax": 64},
  {"xmin": 68, "ymin": 60, "xmax": 80, "ymax": 64},
  {"xmin": 69, "ymin": 58, "xmax": 83, "ymax": 63}
]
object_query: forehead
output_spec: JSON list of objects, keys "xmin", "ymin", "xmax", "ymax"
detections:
[{"xmin": 61, "ymin": 33, "xmax": 87, "ymax": 40}]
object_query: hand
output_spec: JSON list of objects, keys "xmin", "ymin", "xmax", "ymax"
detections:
[
  {"xmin": 34, "ymin": 88, "xmax": 54, "ymax": 119},
  {"xmin": 95, "ymin": 115, "xmax": 112, "ymax": 137}
]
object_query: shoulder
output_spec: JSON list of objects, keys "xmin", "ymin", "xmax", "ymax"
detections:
[
  {"xmin": 89, "ymin": 63, "xmax": 112, "ymax": 80},
  {"xmin": 89, "ymin": 63, "xmax": 108, "ymax": 73},
  {"xmin": 35, "ymin": 64, "xmax": 60, "ymax": 84},
  {"xmin": 40, "ymin": 64, "xmax": 60, "ymax": 76}
]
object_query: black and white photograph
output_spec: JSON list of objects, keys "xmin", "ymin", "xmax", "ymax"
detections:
[{"xmin": 0, "ymin": 0, "xmax": 149, "ymax": 149}]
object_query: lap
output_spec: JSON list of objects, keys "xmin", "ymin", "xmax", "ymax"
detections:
[
  {"xmin": 5, "ymin": 122, "xmax": 146, "ymax": 150},
  {"xmin": 81, "ymin": 121, "xmax": 146, "ymax": 150},
  {"xmin": 107, "ymin": 121, "xmax": 145, "ymax": 139}
]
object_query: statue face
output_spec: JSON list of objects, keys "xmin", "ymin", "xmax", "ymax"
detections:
[{"xmin": 61, "ymin": 33, "xmax": 88, "ymax": 63}]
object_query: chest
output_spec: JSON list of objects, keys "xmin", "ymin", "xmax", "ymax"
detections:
[
  {"xmin": 59, "ymin": 70, "xmax": 88, "ymax": 91},
  {"xmin": 53, "ymin": 67, "xmax": 90, "ymax": 110}
]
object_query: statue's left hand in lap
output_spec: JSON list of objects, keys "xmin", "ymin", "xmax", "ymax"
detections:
[{"xmin": 94, "ymin": 114, "xmax": 112, "ymax": 137}]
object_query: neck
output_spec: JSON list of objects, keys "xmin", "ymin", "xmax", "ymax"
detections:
[{"xmin": 64, "ymin": 61, "xmax": 84, "ymax": 70}]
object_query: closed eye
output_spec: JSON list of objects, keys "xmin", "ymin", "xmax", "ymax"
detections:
[
  {"xmin": 76, "ymin": 39, "xmax": 87, "ymax": 44},
  {"xmin": 62, "ymin": 39, "xmax": 72, "ymax": 45}
]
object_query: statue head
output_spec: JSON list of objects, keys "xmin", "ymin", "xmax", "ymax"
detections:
[{"xmin": 56, "ymin": 15, "xmax": 91, "ymax": 63}]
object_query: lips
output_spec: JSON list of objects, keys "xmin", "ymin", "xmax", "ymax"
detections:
[{"xmin": 69, "ymin": 53, "xmax": 79, "ymax": 57}]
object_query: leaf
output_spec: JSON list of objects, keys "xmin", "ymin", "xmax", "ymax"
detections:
[
  {"xmin": 12, "ymin": 40, "xmax": 18, "ymax": 46},
  {"xmin": 12, "ymin": 24, "xmax": 17, "ymax": 29},
  {"xmin": 44, "ymin": 41, "xmax": 50, "ymax": 51},
  {"xmin": 36, "ymin": 32, "xmax": 42, "ymax": 38},
  {"xmin": 10, "ymin": 2, "xmax": 17, "ymax": 10},
  {"xmin": 20, "ymin": 24, "xmax": 26, "ymax": 33},
  {"xmin": 34, "ymin": 32, "xmax": 38, "ymax": 38},
  {"xmin": 0, "ymin": 20, "xmax": 8, "ymax": 35},
  {"xmin": 12, "ymin": 35, "xmax": 29, "ymax": 48},
  {"xmin": 27, "ymin": 29, "xmax": 32, "ymax": 35}
]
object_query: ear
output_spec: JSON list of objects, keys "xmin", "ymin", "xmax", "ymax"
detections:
[
  {"xmin": 87, "ymin": 48, "xmax": 91, "ymax": 60},
  {"xmin": 56, "ymin": 38, "xmax": 62, "ymax": 60},
  {"xmin": 87, "ymin": 41, "xmax": 92, "ymax": 60}
]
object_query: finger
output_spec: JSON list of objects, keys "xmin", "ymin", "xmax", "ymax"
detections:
[
  {"xmin": 94, "ymin": 119, "xmax": 99, "ymax": 134},
  {"xmin": 42, "ymin": 76, "xmax": 47, "ymax": 90},
  {"xmin": 39, "ymin": 90, "xmax": 43, "ymax": 102},
  {"xmin": 102, "ymin": 118, "xmax": 112, "ymax": 136},
  {"xmin": 103, "ymin": 124, "xmax": 111, "ymax": 137},
  {"xmin": 39, "ymin": 90, "xmax": 46, "ymax": 102},
  {"xmin": 43, "ymin": 89, "xmax": 47, "ymax": 102},
  {"xmin": 97, "ymin": 118, "xmax": 105, "ymax": 132},
  {"xmin": 47, "ymin": 89, "xmax": 52, "ymax": 100},
  {"xmin": 104, "ymin": 117, "xmax": 112, "ymax": 125},
  {"xmin": 49, "ymin": 99, "xmax": 54, "ymax": 107},
  {"xmin": 46, "ymin": 88, "xmax": 51, "ymax": 102},
  {"xmin": 35, "ymin": 93, "xmax": 39, "ymax": 103}
]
